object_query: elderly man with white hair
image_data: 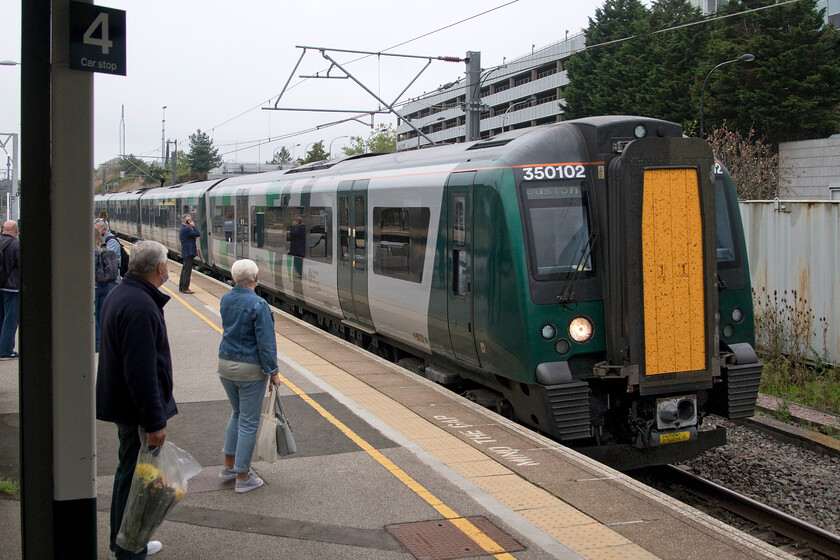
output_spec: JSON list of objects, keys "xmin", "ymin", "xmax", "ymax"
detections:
[{"xmin": 217, "ymin": 258, "xmax": 282, "ymax": 493}]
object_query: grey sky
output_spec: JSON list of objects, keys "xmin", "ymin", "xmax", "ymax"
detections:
[{"xmin": 1, "ymin": 1, "xmax": 614, "ymax": 168}]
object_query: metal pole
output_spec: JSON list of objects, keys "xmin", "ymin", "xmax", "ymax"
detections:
[
  {"xmin": 171, "ymin": 139, "xmax": 177, "ymax": 186},
  {"xmin": 161, "ymin": 105, "xmax": 167, "ymax": 164},
  {"xmin": 465, "ymin": 51, "xmax": 481, "ymax": 142},
  {"xmin": 20, "ymin": 0, "xmax": 55, "ymax": 557}
]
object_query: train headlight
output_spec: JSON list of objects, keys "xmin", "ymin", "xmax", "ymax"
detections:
[
  {"xmin": 569, "ymin": 317, "xmax": 594, "ymax": 343},
  {"xmin": 634, "ymin": 124, "xmax": 647, "ymax": 138},
  {"xmin": 731, "ymin": 307, "xmax": 744, "ymax": 323},
  {"xmin": 540, "ymin": 323, "xmax": 557, "ymax": 340},
  {"xmin": 723, "ymin": 324, "xmax": 735, "ymax": 338}
]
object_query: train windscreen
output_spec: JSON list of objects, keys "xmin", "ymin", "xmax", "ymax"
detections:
[{"xmin": 522, "ymin": 182, "xmax": 592, "ymax": 277}]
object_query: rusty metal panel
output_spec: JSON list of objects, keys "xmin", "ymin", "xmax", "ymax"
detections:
[
  {"xmin": 386, "ymin": 517, "xmax": 524, "ymax": 560},
  {"xmin": 739, "ymin": 201, "xmax": 840, "ymax": 363}
]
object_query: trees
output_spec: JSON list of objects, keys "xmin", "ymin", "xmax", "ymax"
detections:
[
  {"xmin": 298, "ymin": 141, "xmax": 327, "ymax": 164},
  {"xmin": 268, "ymin": 146, "xmax": 293, "ymax": 165},
  {"xmin": 186, "ymin": 129, "xmax": 222, "ymax": 176},
  {"xmin": 562, "ymin": 0, "xmax": 840, "ymax": 146},
  {"xmin": 700, "ymin": 0, "xmax": 840, "ymax": 146},
  {"xmin": 705, "ymin": 122, "xmax": 787, "ymax": 199},
  {"xmin": 342, "ymin": 124, "xmax": 397, "ymax": 156}
]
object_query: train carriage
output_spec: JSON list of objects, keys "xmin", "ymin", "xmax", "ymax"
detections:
[{"xmin": 97, "ymin": 116, "xmax": 762, "ymax": 469}]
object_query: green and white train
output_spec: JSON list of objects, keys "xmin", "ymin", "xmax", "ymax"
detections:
[{"xmin": 96, "ymin": 116, "xmax": 762, "ymax": 469}]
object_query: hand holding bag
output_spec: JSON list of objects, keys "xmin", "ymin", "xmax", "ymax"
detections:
[{"xmin": 117, "ymin": 437, "xmax": 201, "ymax": 553}]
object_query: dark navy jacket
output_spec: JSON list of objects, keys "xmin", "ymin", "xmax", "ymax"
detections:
[
  {"xmin": 179, "ymin": 224, "xmax": 200, "ymax": 258},
  {"xmin": 96, "ymin": 273, "xmax": 177, "ymax": 431},
  {"xmin": 0, "ymin": 233, "xmax": 20, "ymax": 291}
]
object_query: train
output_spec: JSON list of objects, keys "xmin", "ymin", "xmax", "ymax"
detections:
[{"xmin": 96, "ymin": 116, "xmax": 763, "ymax": 469}]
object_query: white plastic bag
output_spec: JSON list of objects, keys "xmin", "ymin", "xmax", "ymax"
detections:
[{"xmin": 116, "ymin": 438, "xmax": 201, "ymax": 553}]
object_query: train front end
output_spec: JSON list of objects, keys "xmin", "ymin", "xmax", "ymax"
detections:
[{"xmin": 503, "ymin": 117, "xmax": 762, "ymax": 469}]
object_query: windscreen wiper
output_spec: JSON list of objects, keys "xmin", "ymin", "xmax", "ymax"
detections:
[{"xmin": 557, "ymin": 230, "xmax": 597, "ymax": 305}]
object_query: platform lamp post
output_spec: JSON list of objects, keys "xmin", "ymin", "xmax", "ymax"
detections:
[
  {"xmin": 329, "ymin": 135, "xmax": 349, "ymax": 158},
  {"xmin": 699, "ymin": 54, "xmax": 755, "ymax": 137},
  {"xmin": 503, "ymin": 96, "xmax": 536, "ymax": 132},
  {"xmin": 1, "ymin": 62, "xmax": 20, "ymax": 221}
]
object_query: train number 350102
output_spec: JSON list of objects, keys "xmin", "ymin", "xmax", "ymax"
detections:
[{"xmin": 522, "ymin": 165, "xmax": 586, "ymax": 180}]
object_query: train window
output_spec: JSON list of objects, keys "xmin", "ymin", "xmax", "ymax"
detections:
[
  {"xmin": 255, "ymin": 206, "xmax": 285, "ymax": 252},
  {"xmin": 212, "ymin": 204, "xmax": 234, "ymax": 241},
  {"xmin": 354, "ymin": 196, "xmax": 366, "ymax": 271},
  {"xmin": 307, "ymin": 207, "xmax": 332, "ymax": 263},
  {"xmin": 522, "ymin": 183, "xmax": 592, "ymax": 277},
  {"xmin": 339, "ymin": 196, "xmax": 350, "ymax": 261},
  {"xmin": 286, "ymin": 206, "xmax": 305, "ymax": 257},
  {"xmin": 452, "ymin": 195, "xmax": 467, "ymax": 296},
  {"xmin": 373, "ymin": 206, "xmax": 430, "ymax": 283}
]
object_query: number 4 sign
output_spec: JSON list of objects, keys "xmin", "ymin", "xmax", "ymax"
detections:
[{"xmin": 68, "ymin": 2, "xmax": 126, "ymax": 76}]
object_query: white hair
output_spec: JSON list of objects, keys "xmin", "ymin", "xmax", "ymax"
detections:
[
  {"xmin": 231, "ymin": 259, "xmax": 258, "ymax": 286},
  {"xmin": 129, "ymin": 240, "xmax": 167, "ymax": 275}
]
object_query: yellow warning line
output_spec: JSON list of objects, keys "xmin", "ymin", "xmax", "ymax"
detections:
[{"xmin": 174, "ymin": 287, "xmax": 518, "ymax": 560}]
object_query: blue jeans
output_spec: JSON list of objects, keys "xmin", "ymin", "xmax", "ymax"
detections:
[
  {"xmin": 95, "ymin": 282, "xmax": 117, "ymax": 351},
  {"xmin": 220, "ymin": 376, "xmax": 269, "ymax": 473},
  {"xmin": 0, "ymin": 290, "xmax": 19, "ymax": 356},
  {"xmin": 111, "ymin": 424, "xmax": 149, "ymax": 560}
]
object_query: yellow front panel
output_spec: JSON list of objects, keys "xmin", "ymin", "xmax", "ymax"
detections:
[{"xmin": 642, "ymin": 168, "xmax": 706, "ymax": 375}]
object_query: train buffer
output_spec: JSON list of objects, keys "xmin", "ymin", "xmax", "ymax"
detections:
[{"xmin": 0, "ymin": 262, "xmax": 798, "ymax": 560}]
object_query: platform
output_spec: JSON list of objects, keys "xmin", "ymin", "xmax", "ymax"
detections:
[{"xmin": 0, "ymin": 261, "xmax": 797, "ymax": 560}]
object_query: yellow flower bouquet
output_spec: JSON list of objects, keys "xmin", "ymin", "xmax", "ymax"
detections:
[{"xmin": 117, "ymin": 439, "xmax": 200, "ymax": 553}]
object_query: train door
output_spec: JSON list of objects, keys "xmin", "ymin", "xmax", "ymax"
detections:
[
  {"xmin": 336, "ymin": 180, "xmax": 374, "ymax": 330},
  {"xmin": 447, "ymin": 173, "xmax": 480, "ymax": 367},
  {"xmin": 235, "ymin": 189, "xmax": 249, "ymax": 259}
]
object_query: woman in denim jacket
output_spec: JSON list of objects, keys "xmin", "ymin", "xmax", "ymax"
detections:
[{"xmin": 217, "ymin": 259, "xmax": 281, "ymax": 492}]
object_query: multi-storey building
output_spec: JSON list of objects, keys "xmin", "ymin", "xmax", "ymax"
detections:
[{"xmin": 395, "ymin": 33, "xmax": 585, "ymax": 151}]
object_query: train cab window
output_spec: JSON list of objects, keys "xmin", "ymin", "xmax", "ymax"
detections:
[
  {"xmin": 307, "ymin": 206, "xmax": 332, "ymax": 263},
  {"xmin": 373, "ymin": 206, "xmax": 430, "ymax": 283},
  {"xmin": 212, "ymin": 205, "xmax": 234, "ymax": 241},
  {"xmin": 714, "ymin": 174, "xmax": 737, "ymax": 264},
  {"xmin": 522, "ymin": 183, "xmax": 592, "ymax": 277}
]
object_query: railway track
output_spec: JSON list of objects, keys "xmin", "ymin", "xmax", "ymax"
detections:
[{"xmin": 652, "ymin": 464, "xmax": 840, "ymax": 559}]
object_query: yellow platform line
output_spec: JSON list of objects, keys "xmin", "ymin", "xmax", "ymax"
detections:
[{"xmin": 173, "ymin": 288, "xmax": 517, "ymax": 560}]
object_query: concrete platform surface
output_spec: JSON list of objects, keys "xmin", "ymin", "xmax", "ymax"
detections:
[{"xmin": 0, "ymin": 263, "xmax": 798, "ymax": 560}]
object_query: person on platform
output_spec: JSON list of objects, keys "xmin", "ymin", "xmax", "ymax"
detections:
[
  {"xmin": 217, "ymin": 258, "xmax": 281, "ymax": 493},
  {"xmin": 94, "ymin": 228, "xmax": 118, "ymax": 352},
  {"xmin": 95, "ymin": 217, "xmax": 122, "ymax": 282},
  {"xmin": 179, "ymin": 214, "xmax": 200, "ymax": 294},
  {"xmin": 96, "ymin": 240, "xmax": 176, "ymax": 559},
  {"xmin": 0, "ymin": 220, "xmax": 20, "ymax": 360}
]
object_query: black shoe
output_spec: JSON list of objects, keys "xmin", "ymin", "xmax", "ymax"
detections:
[{"xmin": 0, "ymin": 352, "xmax": 19, "ymax": 360}]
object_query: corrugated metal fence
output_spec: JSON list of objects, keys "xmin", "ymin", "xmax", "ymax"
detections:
[{"xmin": 740, "ymin": 201, "xmax": 840, "ymax": 363}]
